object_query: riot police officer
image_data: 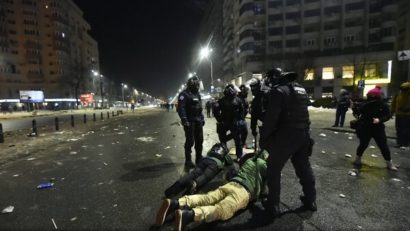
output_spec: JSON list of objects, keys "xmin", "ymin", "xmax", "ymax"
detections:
[
  {"xmin": 249, "ymin": 79, "xmax": 264, "ymax": 139},
  {"xmin": 238, "ymin": 84, "xmax": 249, "ymax": 146},
  {"xmin": 177, "ymin": 75, "xmax": 205, "ymax": 168},
  {"xmin": 213, "ymin": 84, "xmax": 245, "ymax": 159},
  {"xmin": 260, "ymin": 68, "xmax": 317, "ymax": 216}
]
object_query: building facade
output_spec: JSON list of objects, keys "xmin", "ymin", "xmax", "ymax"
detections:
[
  {"xmin": 220, "ymin": 0, "xmax": 408, "ymax": 99},
  {"xmin": 0, "ymin": 0, "xmax": 99, "ymax": 100}
]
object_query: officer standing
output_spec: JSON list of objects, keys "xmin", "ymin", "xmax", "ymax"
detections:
[
  {"xmin": 238, "ymin": 84, "xmax": 249, "ymax": 146},
  {"xmin": 260, "ymin": 68, "xmax": 317, "ymax": 216},
  {"xmin": 249, "ymin": 79, "xmax": 264, "ymax": 140},
  {"xmin": 213, "ymin": 84, "xmax": 245, "ymax": 159},
  {"xmin": 177, "ymin": 75, "xmax": 205, "ymax": 168}
]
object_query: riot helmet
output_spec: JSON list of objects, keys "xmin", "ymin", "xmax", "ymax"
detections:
[
  {"xmin": 239, "ymin": 84, "xmax": 249, "ymax": 98},
  {"xmin": 208, "ymin": 143, "xmax": 228, "ymax": 157},
  {"xmin": 224, "ymin": 84, "xmax": 239, "ymax": 98},
  {"xmin": 264, "ymin": 67, "xmax": 298, "ymax": 87},
  {"xmin": 187, "ymin": 75, "xmax": 201, "ymax": 93},
  {"xmin": 249, "ymin": 78, "xmax": 261, "ymax": 95}
]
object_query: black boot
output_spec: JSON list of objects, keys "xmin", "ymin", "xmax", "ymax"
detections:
[
  {"xmin": 261, "ymin": 198, "xmax": 281, "ymax": 218},
  {"xmin": 165, "ymin": 181, "xmax": 184, "ymax": 198},
  {"xmin": 300, "ymin": 196, "xmax": 317, "ymax": 211},
  {"xmin": 174, "ymin": 209, "xmax": 194, "ymax": 231},
  {"xmin": 155, "ymin": 199, "xmax": 179, "ymax": 226},
  {"xmin": 184, "ymin": 160, "xmax": 195, "ymax": 169}
]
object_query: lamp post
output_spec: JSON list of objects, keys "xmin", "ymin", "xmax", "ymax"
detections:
[
  {"xmin": 121, "ymin": 83, "xmax": 128, "ymax": 108},
  {"xmin": 199, "ymin": 46, "xmax": 213, "ymax": 91},
  {"xmin": 99, "ymin": 75, "xmax": 104, "ymax": 108}
]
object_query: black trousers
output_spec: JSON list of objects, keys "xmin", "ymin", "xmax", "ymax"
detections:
[
  {"xmin": 184, "ymin": 121, "xmax": 204, "ymax": 162},
  {"xmin": 396, "ymin": 115, "xmax": 410, "ymax": 146},
  {"xmin": 334, "ymin": 107, "xmax": 348, "ymax": 127},
  {"xmin": 165, "ymin": 158, "xmax": 219, "ymax": 197},
  {"xmin": 356, "ymin": 125, "xmax": 391, "ymax": 161},
  {"xmin": 265, "ymin": 129, "xmax": 316, "ymax": 206},
  {"xmin": 239, "ymin": 120, "xmax": 248, "ymax": 146},
  {"xmin": 217, "ymin": 123, "xmax": 243, "ymax": 158}
]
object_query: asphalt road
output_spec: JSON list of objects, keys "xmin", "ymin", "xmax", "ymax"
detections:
[{"xmin": 0, "ymin": 109, "xmax": 409, "ymax": 231}]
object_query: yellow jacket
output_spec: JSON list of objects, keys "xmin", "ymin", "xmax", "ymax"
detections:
[{"xmin": 391, "ymin": 82, "xmax": 410, "ymax": 116}]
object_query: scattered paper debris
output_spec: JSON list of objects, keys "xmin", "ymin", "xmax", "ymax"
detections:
[
  {"xmin": 392, "ymin": 178, "xmax": 401, "ymax": 182},
  {"xmin": 81, "ymin": 145, "xmax": 87, "ymax": 148},
  {"xmin": 333, "ymin": 132, "xmax": 339, "ymax": 134},
  {"xmin": 27, "ymin": 157, "xmax": 36, "ymax": 161},
  {"xmin": 2, "ymin": 206, "xmax": 14, "ymax": 214},
  {"xmin": 136, "ymin": 137, "xmax": 155, "ymax": 142},
  {"xmin": 371, "ymin": 154, "xmax": 378, "ymax": 158},
  {"xmin": 113, "ymin": 204, "xmax": 118, "ymax": 208},
  {"xmin": 113, "ymin": 129, "xmax": 119, "ymax": 131},
  {"xmin": 98, "ymin": 144, "xmax": 104, "ymax": 147},
  {"xmin": 13, "ymin": 174, "xmax": 19, "ymax": 177},
  {"xmin": 98, "ymin": 182, "xmax": 104, "ymax": 186},
  {"xmin": 348, "ymin": 137, "xmax": 353, "ymax": 140},
  {"xmin": 69, "ymin": 151, "xmax": 77, "ymax": 155},
  {"xmin": 321, "ymin": 150, "xmax": 326, "ymax": 154},
  {"xmin": 345, "ymin": 154, "xmax": 352, "ymax": 158},
  {"xmin": 369, "ymin": 145, "xmax": 376, "ymax": 149},
  {"xmin": 117, "ymin": 132, "xmax": 125, "ymax": 135},
  {"xmin": 98, "ymin": 153, "xmax": 103, "ymax": 156},
  {"xmin": 70, "ymin": 217, "xmax": 77, "ymax": 222},
  {"xmin": 103, "ymin": 162, "xmax": 108, "ymax": 166},
  {"xmin": 319, "ymin": 133, "xmax": 327, "ymax": 137},
  {"xmin": 67, "ymin": 139, "xmax": 79, "ymax": 142},
  {"xmin": 339, "ymin": 194, "xmax": 346, "ymax": 198},
  {"xmin": 358, "ymin": 226, "xmax": 362, "ymax": 229},
  {"xmin": 164, "ymin": 146, "xmax": 171, "ymax": 150},
  {"xmin": 55, "ymin": 161, "xmax": 63, "ymax": 166},
  {"xmin": 348, "ymin": 170, "xmax": 358, "ymax": 176},
  {"xmin": 155, "ymin": 154, "xmax": 162, "ymax": 158},
  {"xmin": 51, "ymin": 218, "xmax": 58, "ymax": 229}
]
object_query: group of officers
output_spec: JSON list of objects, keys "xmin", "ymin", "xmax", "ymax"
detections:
[{"xmin": 176, "ymin": 67, "xmax": 317, "ymax": 216}]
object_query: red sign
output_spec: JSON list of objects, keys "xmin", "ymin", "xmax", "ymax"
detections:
[{"xmin": 80, "ymin": 94, "xmax": 94, "ymax": 104}]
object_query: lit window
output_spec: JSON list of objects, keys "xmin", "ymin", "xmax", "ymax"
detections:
[
  {"xmin": 322, "ymin": 67, "xmax": 334, "ymax": 80},
  {"xmin": 305, "ymin": 69, "xmax": 314, "ymax": 80},
  {"xmin": 364, "ymin": 64, "xmax": 377, "ymax": 78},
  {"xmin": 342, "ymin": 66, "xmax": 354, "ymax": 79}
]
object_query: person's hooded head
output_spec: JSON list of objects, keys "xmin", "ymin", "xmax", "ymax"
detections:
[
  {"xmin": 366, "ymin": 87, "xmax": 383, "ymax": 100},
  {"xmin": 399, "ymin": 82, "xmax": 410, "ymax": 94}
]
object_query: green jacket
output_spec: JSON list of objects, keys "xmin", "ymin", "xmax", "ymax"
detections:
[
  {"xmin": 206, "ymin": 151, "xmax": 233, "ymax": 169},
  {"xmin": 231, "ymin": 153, "xmax": 267, "ymax": 200}
]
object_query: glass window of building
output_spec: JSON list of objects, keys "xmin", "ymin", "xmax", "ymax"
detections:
[
  {"xmin": 364, "ymin": 64, "xmax": 377, "ymax": 78},
  {"xmin": 342, "ymin": 66, "xmax": 354, "ymax": 79},
  {"xmin": 305, "ymin": 69, "xmax": 314, "ymax": 80},
  {"xmin": 322, "ymin": 67, "xmax": 334, "ymax": 79}
]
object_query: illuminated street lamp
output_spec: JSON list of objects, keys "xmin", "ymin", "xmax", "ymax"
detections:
[
  {"xmin": 199, "ymin": 46, "xmax": 213, "ymax": 90},
  {"xmin": 121, "ymin": 83, "xmax": 128, "ymax": 107}
]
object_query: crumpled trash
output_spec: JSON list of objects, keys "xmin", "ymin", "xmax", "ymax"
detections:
[
  {"xmin": 321, "ymin": 150, "xmax": 326, "ymax": 154},
  {"xmin": 69, "ymin": 151, "xmax": 77, "ymax": 155},
  {"xmin": 371, "ymin": 154, "xmax": 378, "ymax": 158},
  {"xmin": 369, "ymin": 145, "xmax": 376, "ymax": 149},
  {"xmin": 392, "ymin": 178, "xmax": 401, "ymax": 182},
  {"xmin": 37, "ymin": 182, "xmax": 54, "ymax": 189},
  {"xmin": 339, "ymin": 194, "xmax": 346, "ymax": 198},
  {"xmin": 155, "ymin": 154, "xmax": 162, "ymax": 158},
  {"xmin": 333, "ymin": 132, "xmax": 339, "ymax": 134},
  {"xmin": 348, "ymin": 169, "xmax": 358, "ymax": 176},
  {"xmin": 70, "ymin": 217, "xmax": 77, "ymax": 222},
  {"xmin": 67, "ymin": 139, "xmax": 79, "ymax": 142},
  {"xmin": 348, "ymin": 137, "xmax": 353, "ymax": 140},
  {"xmin": 117, "ymin": 132, "xmax": 125, "ymax": 135},
  {"xmin": 345, "ymin": 154, "xmax": 352, "ymax": 158},
  {"xmin": 27, "ymin": 157, "xmax": 36, "ymax": 161},
  {"xmin": 136, "ymin": 137, "xmax": 155, "ymax": 142},
  {"xmin": 2, "ymin": 206, "xmax": 14, "ymax": 214},
  {"xmin": 51, "ymin": 218, "xmax": 58, "ymax": 229},
  {"xmin": 164, "ymin": 146, "xmax": 171, "ymax": 150},
  {"xmin": 319, "ymin": 133, "xmax": 327, "ymax": 137}
]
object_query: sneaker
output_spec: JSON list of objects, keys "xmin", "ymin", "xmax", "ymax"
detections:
[
  {"xmin": 300, "ymin": 196, "xmax": 317, "ymax": 211},
  {"xmin": 353, "ymin": 156, "xmax": 362, "ymax": 166},
  {"xmin": 174, "ymin": 209, "xmax": 194, "ymax": 231},
  {"xmin": 386, "ymin": 161, "xmax": 398, "ymax": 171},
  {"xmin": 188, "ymin": 181, "xmax": 197, "ymax": 195},
  {"xmin": 156, "ymin": 199, "xmax": 179, "ymax": 226},
  {"xmin": 184, "ymin": 161, "xmax": 195, "ymax": 169}
]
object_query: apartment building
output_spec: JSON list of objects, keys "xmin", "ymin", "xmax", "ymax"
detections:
[
  {"xmin": 0, "ymin": 0, "xmax": 99, "ymax": 100},
  {"xmin": 220, "ymin": 0, "xmax": 407, "ymax": 98}
]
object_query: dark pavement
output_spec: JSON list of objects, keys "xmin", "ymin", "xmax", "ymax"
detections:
[{"xmin": 0, "ymin": 108, "xmax": 409, "ymax": 231}]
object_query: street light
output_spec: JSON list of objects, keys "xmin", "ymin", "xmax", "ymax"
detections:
[
  {"xmin": 199, "ymin": 46, "xmax": 214, "ymax": 90},
  {"xmin": 99, "ymin": 74, "xmax": 104, "ymax": 108},
  {"xmin": 121, "ymin": 83, "xmax": 128, "ymax": 108}
]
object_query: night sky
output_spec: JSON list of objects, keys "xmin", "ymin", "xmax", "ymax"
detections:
[{"xmin": 73, "ymin": 0, "xmax": 209, "ymax": 99}]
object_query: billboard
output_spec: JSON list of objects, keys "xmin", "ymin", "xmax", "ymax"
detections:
[
  {"xmin": 80, "ymin": 93, "xmax": 94, "ymax": 105},
  {"xmin": 19, "ymin": 90, "xmax": 45, "ymax": 103}
]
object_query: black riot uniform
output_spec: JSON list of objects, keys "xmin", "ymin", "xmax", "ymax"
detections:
[
  {"xmin": 260, "ymin": 69, "xmax": 317, "ymax": 216},
  {"xmin": 249, "ymin": 79, "xmax": 264, "ymax": 137},
  {"xmin": 238, "ymin": 84, "xmax": 249, "ymax": 145},
  {"xmin": 177, "ymin": 76, "xmax": 205, "ymax": 167},
  {"xmin": 213, "ymin": 84, "xmax": 245, "ymax": 159}
]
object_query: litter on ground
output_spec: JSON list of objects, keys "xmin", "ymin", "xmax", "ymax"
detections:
[{"xmin": 2, "ymin": 206, "xmax": 14, "ymax": 214}]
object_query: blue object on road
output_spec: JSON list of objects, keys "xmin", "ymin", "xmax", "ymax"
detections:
[{"xmin": 36, "ymin": 182, "xmax": 54, "ymax": 189}]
